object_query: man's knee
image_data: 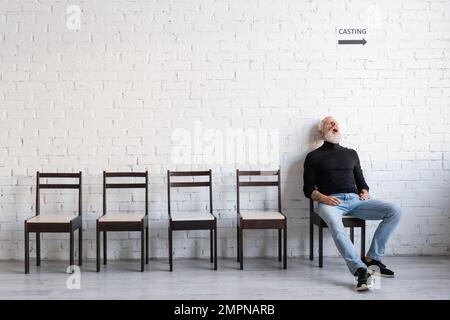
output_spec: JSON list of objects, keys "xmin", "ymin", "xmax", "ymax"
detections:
[{"xmin": 386, "ymin": 202, "xmax": 402, "ymax": 220}]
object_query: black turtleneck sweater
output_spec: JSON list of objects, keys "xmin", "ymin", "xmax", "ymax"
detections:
[{"xmin": 303, "ymin": 141, "xmax": 369, "ymax": 198}]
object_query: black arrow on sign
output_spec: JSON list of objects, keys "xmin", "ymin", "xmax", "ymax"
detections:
[{"xmin": 338, "ymin": 38, "xmax": 367, "ymax": 46}]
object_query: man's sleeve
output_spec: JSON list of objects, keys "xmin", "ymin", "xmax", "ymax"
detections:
[
  {"xmin": 353, "ymin": 150, "xmax": 369, "ymax": 192},
  {"xmin": 303, "ymin": 153, "xmax": 317, "ymax": 198}
]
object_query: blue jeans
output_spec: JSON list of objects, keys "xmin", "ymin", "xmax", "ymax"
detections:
[{"xmin": 318, "ymin": 193, "xmax": 402, "ymax": 274}]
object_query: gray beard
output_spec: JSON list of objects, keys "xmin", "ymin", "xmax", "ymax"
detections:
[{"xmin": 323, "ymin": 131, "xmax": 341, "ymax": 144}]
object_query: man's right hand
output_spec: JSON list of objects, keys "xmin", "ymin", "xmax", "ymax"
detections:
[
  {"xmin": 311, "ymin": 190, "xmax": 341, "ymax": 206},
  {"xmin": 319, "ymin": 195, "xmax": 341, "ymax": 206}
]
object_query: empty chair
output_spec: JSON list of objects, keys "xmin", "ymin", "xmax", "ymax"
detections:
[
  {"xmin": 96, "ymin": 171, "xmax": 149, "ymax": 272},
  {"xmin": 24, "ymin": 172, "xmax": 83, "ymax": 274},
  {"xmin": 236, "ymin": 169, "xmax": 287, "ymax": 270},
  {"xmin": 309, "ymin": 198, "xmax": 366, "ymax": 267},
  {"xmin": 167, "ymin": 170, "xmax": 217, "ymax": 271}
]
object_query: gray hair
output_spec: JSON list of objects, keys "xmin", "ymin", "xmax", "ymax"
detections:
[{"xmin": 318, "ymin": 118, "xmax": 326, "ymax": 133}]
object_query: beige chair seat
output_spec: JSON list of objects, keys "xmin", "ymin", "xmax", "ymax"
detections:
[
  {"xmin": 99, "ymin": 213, "xmax": 145, "ymax": 222},
  {"xmin": 342, "ymin": 215, "xmax": 359, "ymax": 219},
  {"xmin": 27, "ymin": 214, "xmax": 77, "ymax": 223},
  {"xmin": 240, "ymin": 210, "xmax": 285, "ymax": 220},
  {"xmin": 171, "ymin": 212, "xmax": 214, "ymax": 221}
]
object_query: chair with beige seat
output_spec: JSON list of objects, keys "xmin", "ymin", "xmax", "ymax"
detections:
[
  {"xmin": 236, "ymin": 169, "xmax": 287, "ymax": 270},
  {"xmin": 24, "ymin": 172, "xmax": 83, "ymax": 274},
  {"xmin": 167, "ymin": 170, "xmax": 217, "ymax": 271},
  {"xmin": 309, "ymin": 198, "xmax": 366, "ymax": 267},
  {"xmin": 96, "ymin": 171, "xmax": 149, "ymax": 272}
]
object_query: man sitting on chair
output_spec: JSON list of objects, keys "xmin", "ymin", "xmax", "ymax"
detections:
[{"xmin": 303, "ymin": 116, "xmax": 402, "ymax": 291}]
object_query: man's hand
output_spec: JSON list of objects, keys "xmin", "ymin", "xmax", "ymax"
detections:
[
  {"xmin": 320, "ymin": 195, "xmax": 341, "ymax": 206},
  {"xmin": 311, "ymin": 190, "xmax": 341, "ymax": 206},
  {"xmin": 359, "ymin": 189, "xmax": 370, "ymax": 200}
]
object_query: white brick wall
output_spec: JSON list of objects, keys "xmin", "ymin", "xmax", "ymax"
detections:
[{"xmin": 0, "ymin": 0, "xmax": 449, "ymax": 260}]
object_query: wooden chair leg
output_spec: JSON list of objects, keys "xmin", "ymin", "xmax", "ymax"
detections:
[
  {"xmin": 168, "ymin": 228, "xmax": 173, "ymax": 272},
  {"xmin": 361, "ymin": 225, "xmax": 366, "ymax": 258},
  {"xmin": 103, "ymin": 231, "xmax": 107, "ymax": 265},
  {"xmin": 210, "ymin": 229, "xmax": 213, "ymax": 263},
  {"xmin": 236, "ymin": 226, "xmax": 240, "ymax": 262},
  {"xmin": 350, "ymin": 227, "xmax": 354, "ymax": 244},
  {"xmin": 146, "ymin": 225, "xmax": 149, "ymax": 265},
  {"xmin": 239, "ymin": 227, "xmax": 244, "ymax": 270},
  {"xmin": 283, "ymin": 227, "xmax": 287, "ymax": 269},
  {"xmin": 96, "ymin": 227, "xmax": 100, "ymax": 272},
  {"xmin": 69, "ymin": 230, "xmax": 74, "ymax": 269},
  {"xmin": 278, "ymin": 229, "xmax": 282, "ymax": 262},
  {"xmin": 214, "ymin": 227, "xmax": 217, "ymax": 271},
  {"xmin": 36, "ymin": 232, "xmax": 40, "ymax": 266},
  {"xmin": 318, "ymin": 226, "xmax": 323, "ymax": 268},
  {"xmin": 78, "ymin": 228, "xmax": 82, "ymax": 266},
  {"xmin": 141, "ymin": 228, "xmax": 144, "ymax": 272},
  {"xmin": 309, "ymin": 222, "xmax": 314, "ymax": 261},
  {"xmin": 24, "ymin": 222, "xmax": 29, "ymax": 274}
]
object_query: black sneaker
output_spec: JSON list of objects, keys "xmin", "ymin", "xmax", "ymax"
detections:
[
  {"xmin": 356, "ymin": 267, "xmax": 372, "ymax": 292},
  {"xmin": 363, "ymin": 258, "xmax": 395, "ymax": 278}
]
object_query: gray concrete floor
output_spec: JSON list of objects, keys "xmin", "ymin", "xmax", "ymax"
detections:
[{"xmin": 0, "ymin": 256, "xmax": 449, "ymax": 299}]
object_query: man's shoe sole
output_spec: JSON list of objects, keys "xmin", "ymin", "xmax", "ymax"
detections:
[
  {"xmin": 356, "ymin": 284, "xmax": 369, "ymax": 292},
  {"xmin": 368, "ymin": 269, "xmax": 395, "ymax": 278},
  {"xmin": 380, "ymin": 273, "xmax": 395, "ymax": 278}
]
